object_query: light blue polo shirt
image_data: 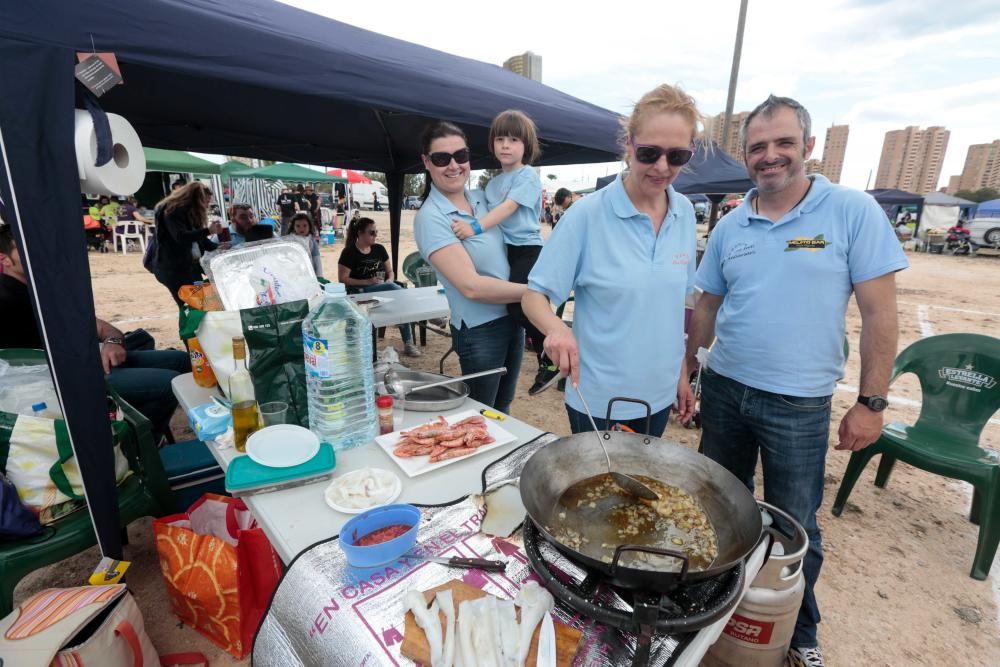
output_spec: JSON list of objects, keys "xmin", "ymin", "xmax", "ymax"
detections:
[
  {"xmin": 696, "ymin": 175, "xmax": 909, "ymax": 397},
  {"xmin": 528, "ymin": 175, "xmax": 697, "ymax": 420},
  {"xmin": 485, "ymin": 166, "xmax": 543, "ymax": 246},
  {"xmin": 414, "ymin": 184, "xmax": 510, "ymax": 329}
]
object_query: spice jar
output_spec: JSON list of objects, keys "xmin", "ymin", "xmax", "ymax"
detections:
[{"xmin": 376, "ymin": 395, "xmax": 394, "ymax": 435}]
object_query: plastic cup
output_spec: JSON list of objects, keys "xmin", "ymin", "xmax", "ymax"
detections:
[{"xmin": 259, "ymin": 401, "xmax": 289, "ymax": 426}]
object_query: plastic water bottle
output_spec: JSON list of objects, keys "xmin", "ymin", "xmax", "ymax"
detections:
[{"xmin": 302, "ymin": 282, "xmax": 377, "ymax": 450}]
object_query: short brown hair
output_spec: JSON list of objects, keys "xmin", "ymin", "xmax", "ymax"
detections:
[
  {"xmin": 0, "ymin": 224, "xmax": 14, "ymax": 256},
  {"xmin": 489, "ymin": 110, "xmax": 540, "ymax": 166},
  {"xmin": 621, "ymin": 84, "xmax": 703, "ymax": 163}
]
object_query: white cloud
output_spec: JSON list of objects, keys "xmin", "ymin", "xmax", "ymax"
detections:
[{"xmin": 279, "ymin": 0, "xmax": 1000, "ymax": 191}]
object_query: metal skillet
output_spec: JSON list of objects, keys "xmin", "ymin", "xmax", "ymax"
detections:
[{"xmin": 519, "ymin": 397, "xmax": 762, "ymax": 591}]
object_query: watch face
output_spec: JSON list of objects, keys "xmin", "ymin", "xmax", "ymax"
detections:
[{"xmin": 868, "ymin": 396, "xmax": 888, "ymax": 411}]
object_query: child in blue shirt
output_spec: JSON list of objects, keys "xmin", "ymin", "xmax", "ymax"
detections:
[{"xmin": 451, "ymin": 110, "xmax": 556, "ymax": 394}]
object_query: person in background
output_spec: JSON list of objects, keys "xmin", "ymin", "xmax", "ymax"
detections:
[
  {"xmin": 303, "ymin": 185, "xmax": 321, "ymax": 228},
  {"xmin": 523, "ymin": 84, "xmax": 700, "ymax": 436},
  {"xmin": 117, "ymin": 196, "xmax": 152, "ymax": 225},
  {"xmin": 338, "ymin": 216, "xmax": 420, "ymax": 357},
  {"xmin": 372, "ymin": 191, "xmax": 382, "ymax": 211},
  {"xmin": 210, "ymin": 203, "xmax": 270, "ymax": 247},
  {"xmin": 150, "ymin": 182, "xmax": 222, "ymax": 306},
  {"xmin": 171, "ymin": 178, "xmax": 187, "ymax": 191},
  {"xmin": 450, "ymin": 110, "xmax": 558, "ymax": 395},
  {"xmin": 686, "ymin": 95, "xmax": 908, "ymax": 667},
  {"xmin": 414, "ymin": 121, "xmax": 526, "ymax": 411},
  {"xmin": 554, "ymin": 187, "xmax": 580, "ymax": 211},
  {"xmin": 276, "ymin": 186, "xmax": 298, "ymax": 234},
  {"xmin": 287, "ymin": 211, "xmax": 323, "ymax": 277},
  {"xmin": 0, "ymin": 224, "xmax": 188, "ymax": 441}
]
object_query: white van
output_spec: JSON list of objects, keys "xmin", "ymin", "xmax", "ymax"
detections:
[{"xmin": 351, "ymin": 182, "xmax": 389, "ymax": 210}]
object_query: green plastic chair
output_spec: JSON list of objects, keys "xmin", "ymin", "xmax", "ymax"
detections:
[
  {"xmin": 831, "ymin": 333, "xmax": 1000, "ymax": 580},
  {"xmin": 0, "ymin": 349, "xmax": 174, "ymax": 615},
  {"xmin": 402, "ymin": 251, "xmax": 438, "ymax": 288}
]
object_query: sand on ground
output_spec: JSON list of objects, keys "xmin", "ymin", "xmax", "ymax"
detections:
[{"xmin": 14, "ymin": 211, "xmax": 1000, "ymax": 666}]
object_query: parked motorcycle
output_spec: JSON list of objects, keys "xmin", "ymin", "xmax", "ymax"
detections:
[{"xmin": 946, "ymin": 223, "xmax": 972, "ymax": 255}]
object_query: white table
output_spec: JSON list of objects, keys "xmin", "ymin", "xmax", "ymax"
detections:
[
  {"xmin": 171, "ymin": 373, "xmax": 544, "ymax": 563},
  {"xmin": 358, "ymin": 285, "xmax": 449, "ymax": 329}
]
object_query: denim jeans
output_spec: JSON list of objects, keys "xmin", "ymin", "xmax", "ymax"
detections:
[
  {"xmin": 108, "ymin": 349, "xmax": 190, "ymax": 435},
  {"xmin": 698, "ymin": 366, "xmax": 831, "ymax": 649},
  {"xmin": 450, "ymin": 316, "xmax": 523, "ymax": 414},
  {"xmin": 566, "ymin": 404, "xmax": 670, "ymax": 437},
  {"xmin": 355, "ymin": 282, "xmax": 413, "ymax": 343}
]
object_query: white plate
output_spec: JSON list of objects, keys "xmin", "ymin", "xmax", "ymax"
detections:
[
  {"xmin": 349, "ymin": 294, "xmax": 391, "ymax": 310},
  {"xmin": 324, "ymin": 468, "xmax": 402, "ymax": 514},
  {"xmin": 245, "ymin": 424, "xmax": 320, "ymax": 468},
  {"xmin": 375, "ymin": 409, "xmax": 517, "ymax": 478}
]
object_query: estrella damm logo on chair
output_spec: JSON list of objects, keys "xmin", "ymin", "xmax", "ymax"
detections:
[
  {"xmin": 938, "ymin": 364, "xmax": 997, "ymax": 392},
  {"xmin": 785, "ymin": 234, "xmax": 829, "ymax": 252}
]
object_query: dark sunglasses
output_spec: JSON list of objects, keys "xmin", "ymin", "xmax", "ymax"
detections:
[
  {"xmin": 428, "ymin": 148, "xmax": 471, "ymax": 167},
  {"xmin": 632, "ymin": 142, "xmax": 695, "ymax": 166}
]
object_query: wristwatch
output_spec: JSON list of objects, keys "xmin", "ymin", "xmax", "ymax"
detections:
[
  {"xmin": 857, "ymin": 394, "xmax": 888, "ymax": 412},
  {"xmin": 102, "ymin": 336, "xmax": 125, "ymax": 346}
]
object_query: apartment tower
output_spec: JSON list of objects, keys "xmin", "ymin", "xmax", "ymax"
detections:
[
  {"xmin": 956, "ymin": 140, "xmax": 1000, "ymax": 192},
  {"xmin": 502, "ymin": 51, "xmax": 542, "ymax": 82},
  {"xmin": 820, "ymin": 124, "xmax": 849, "ymax": 183},
  {"xmin": 874, "ymin": 126, "xmax": 950, "ymax": 195}
]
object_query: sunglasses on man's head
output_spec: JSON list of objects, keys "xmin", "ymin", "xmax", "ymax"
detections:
[
  {"xmin": 632, "ymin": 142, "xmax": 695, "ymax": 166},
  {"xmin": 428, "ymin": 148, "xmax": 471, "ymax": 167}
]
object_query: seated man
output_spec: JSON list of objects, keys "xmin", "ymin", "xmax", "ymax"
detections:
[
  {"xmin": 211, "ymin": 204, "xmax": 274, "ymax": 247},
  {"xmin": 0, "ymin": 224, "xmax": 188, "ymax": 439}
]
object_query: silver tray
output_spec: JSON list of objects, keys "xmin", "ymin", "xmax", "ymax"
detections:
[{"xmin": 375, "ymin": 369, "xmax": 469, "ymax": 411}]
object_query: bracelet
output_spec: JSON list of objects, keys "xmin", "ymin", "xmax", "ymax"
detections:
[{"xmin": 470, "ymin": 219, "xmax": 483, "ymax": 235}]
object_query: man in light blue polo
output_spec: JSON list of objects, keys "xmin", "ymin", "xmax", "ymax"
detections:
[{"xmin": 686, "ymin": 95, "xmax": 907, "ymax": 667}]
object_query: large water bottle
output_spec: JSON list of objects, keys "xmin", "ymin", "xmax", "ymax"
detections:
[{"xmin": 302, "ymin": 282, "xmax": 377, "ymax": 450}]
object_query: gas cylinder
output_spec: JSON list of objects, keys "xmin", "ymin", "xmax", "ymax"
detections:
[{"xmin": 703, "ymin": 503, "xmax": 808, "ymax": 667}]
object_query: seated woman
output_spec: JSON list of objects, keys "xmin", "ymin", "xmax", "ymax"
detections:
[
  {"xmin": 337, "ymin": 216, "xmax": 421, "ymax": 357},
  {"xmin": 413, "ymin": 121, "xmax": 526, "ymax": 413}
]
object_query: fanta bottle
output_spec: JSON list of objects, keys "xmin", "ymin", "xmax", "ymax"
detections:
[{"xmin": 188, "ymin": 337, "xmax": 217, "ymax": 388}]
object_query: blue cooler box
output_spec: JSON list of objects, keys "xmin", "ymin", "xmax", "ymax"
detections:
[{"xmin": 159, "ymin": 439, "xmax": 227, "ymax": 511}]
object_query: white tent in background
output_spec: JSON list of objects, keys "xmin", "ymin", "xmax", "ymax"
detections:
[{"xmin": 921, "ymin": 191, "xmax": 977, "ymax": 233}]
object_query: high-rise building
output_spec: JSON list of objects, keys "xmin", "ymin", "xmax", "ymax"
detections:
[
  {"xmin": 703, "ymin": 111, "xmax": 751, "ymax": 162},
  {"xmin": 947, "ymin": 175, "xmax": 962, "ymax": 195},
  {"xmin": 956, "ymin": 140, "xmax": 1000, "ymax": 192},
  {"xmin": 502, "ymin": 51, "xmax": 542, "ymax": 82},
  {"xmin": 805, "ymin": 158, "xmax": 824, "ymax": 175},
  {"xmin": 820, "ymin": 124, "xmax": 849, "ymax": 184},
  {"xmin": 874, "ymin": 126, "xmax": 950, "ymax": 195}
]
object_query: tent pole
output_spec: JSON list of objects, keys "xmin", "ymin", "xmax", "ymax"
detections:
[{"xmin": 386, "ymin": 170, "xmax": 404, "ymax": 272}]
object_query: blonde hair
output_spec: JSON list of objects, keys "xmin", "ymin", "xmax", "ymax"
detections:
[
  {"xmin": 620, "ymin": 84, "xmax": 703, "ymax": 163},
  {"xmin": 489, "ymin": 110, "xmax": 540, "ymax": 165}
]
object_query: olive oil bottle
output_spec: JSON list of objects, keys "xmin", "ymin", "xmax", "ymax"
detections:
[{"xmin": 229, "ymin": 336, "xmax": 260, "ymax": 452}]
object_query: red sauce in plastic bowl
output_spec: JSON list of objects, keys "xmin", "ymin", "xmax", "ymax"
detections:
[{"xmin": 353, "ymin": 523, "xmax": 412, "ymax": 546}]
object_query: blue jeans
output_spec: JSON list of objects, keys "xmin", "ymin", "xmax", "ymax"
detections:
[
  {"xmin": 355, "ymin": 282, "xmax": 412, "ymax": 344},
  {"xmin": 698, "ymin": 367, "xmax": 831, "ymax": 649},
  {"xmin": 566, "ymin": 404, "xmax": 670, "ymax": 437},
  {"xmin": 108, "ymin": 349, "xmax": 190, "ymax": 435},
  {"xmin": 450, "ymin": 316, "xmax": 523, "ymax": 414}
]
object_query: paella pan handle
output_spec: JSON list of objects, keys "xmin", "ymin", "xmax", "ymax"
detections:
[
  {"xmin": 610, "ymin": 544, "xmax": 690, "ymax": 582},
  {"xmin": 605, "ymin": 397, "xmax": 653, "ymax": 435}
]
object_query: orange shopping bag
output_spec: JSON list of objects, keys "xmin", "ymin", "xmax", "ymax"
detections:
[{"xmin": 153, "ymin": 493, "xmax": 283, "ymax": 659}]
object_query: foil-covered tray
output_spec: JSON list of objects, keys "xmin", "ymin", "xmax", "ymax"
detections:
[{"xmin": 202, "ymin": 238, "xmax": 321, "ymax": 310}]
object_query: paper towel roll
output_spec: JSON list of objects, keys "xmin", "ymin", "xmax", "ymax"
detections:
[{"xmin": 74, "ymin": 109, "xmax": 146, "ymax": 196}]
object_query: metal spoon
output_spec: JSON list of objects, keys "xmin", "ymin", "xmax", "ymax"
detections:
[
  {"xmin": 383, "ymin": 367, "xmax": 507, "ymax": 398},
  {"xmin": 572, "ymin": 383, "xmax": 659, "ymax": 501}
]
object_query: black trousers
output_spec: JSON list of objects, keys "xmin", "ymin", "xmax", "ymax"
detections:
[{"xmin": 506, "ymin": 244, "xmax": 546, "ymax": 360}]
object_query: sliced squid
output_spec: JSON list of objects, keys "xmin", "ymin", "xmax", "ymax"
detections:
[
  {"xmin": 458, "ymin": 600, "xmax": 476, "ymax": 667},
  {"xmin": 405, "ymin": 590, "xmax": 443, "ymax": 666},
  {"xmin": 514, "ymin": 582, "xmax": 554, "ymax": 667},
  {"xmin": 496, "ymin": 598, "xmax": 520, "ymax": 666},
  {"xmin": 435, "ymin": 589, "xmax": 456, "ymax": 667},
  {"xmin": 469, "ymin": 597, "xmax": 501, "ymax": 667}
]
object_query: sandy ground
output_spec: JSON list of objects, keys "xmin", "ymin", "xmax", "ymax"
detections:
[{"xmin": 14, "ymin": 211, "xmax": 1000, "ymax": 666}]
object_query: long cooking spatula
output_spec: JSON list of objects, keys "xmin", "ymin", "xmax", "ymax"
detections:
[{"xmin": 572, "ymin": 383, "xmax": 659, "ymax": 501}]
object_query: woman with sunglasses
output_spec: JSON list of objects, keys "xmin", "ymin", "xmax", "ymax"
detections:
[
  {"xmin": 337, "ymin": 216, "xmax": 422, "ymax": 357},
  {"xmin": 414, "ymin": 121, "xmax": 526, "ymax": 414},
  {"xmin": 523, "ymin": 84, "xmax": 701, "ymax": 436}
]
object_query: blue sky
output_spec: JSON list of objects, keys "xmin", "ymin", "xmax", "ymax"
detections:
[{"xmin": 276, "ymin": 0, "xmax": 999, "ymax": 191}]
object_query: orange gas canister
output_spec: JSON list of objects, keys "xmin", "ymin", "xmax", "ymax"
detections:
[{"xmin": 188, "ymin": 337, "xmax": 217, "ymax": 388}]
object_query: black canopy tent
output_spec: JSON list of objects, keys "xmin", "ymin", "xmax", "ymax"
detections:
[{"xmin": 0, "ymin": 0, "xmax": 622, "ymax": 560}]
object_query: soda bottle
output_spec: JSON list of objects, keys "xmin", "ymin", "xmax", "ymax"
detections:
[{"xmin": 188, "ymin": 337, "xmax": 217, "ymax": 388}]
